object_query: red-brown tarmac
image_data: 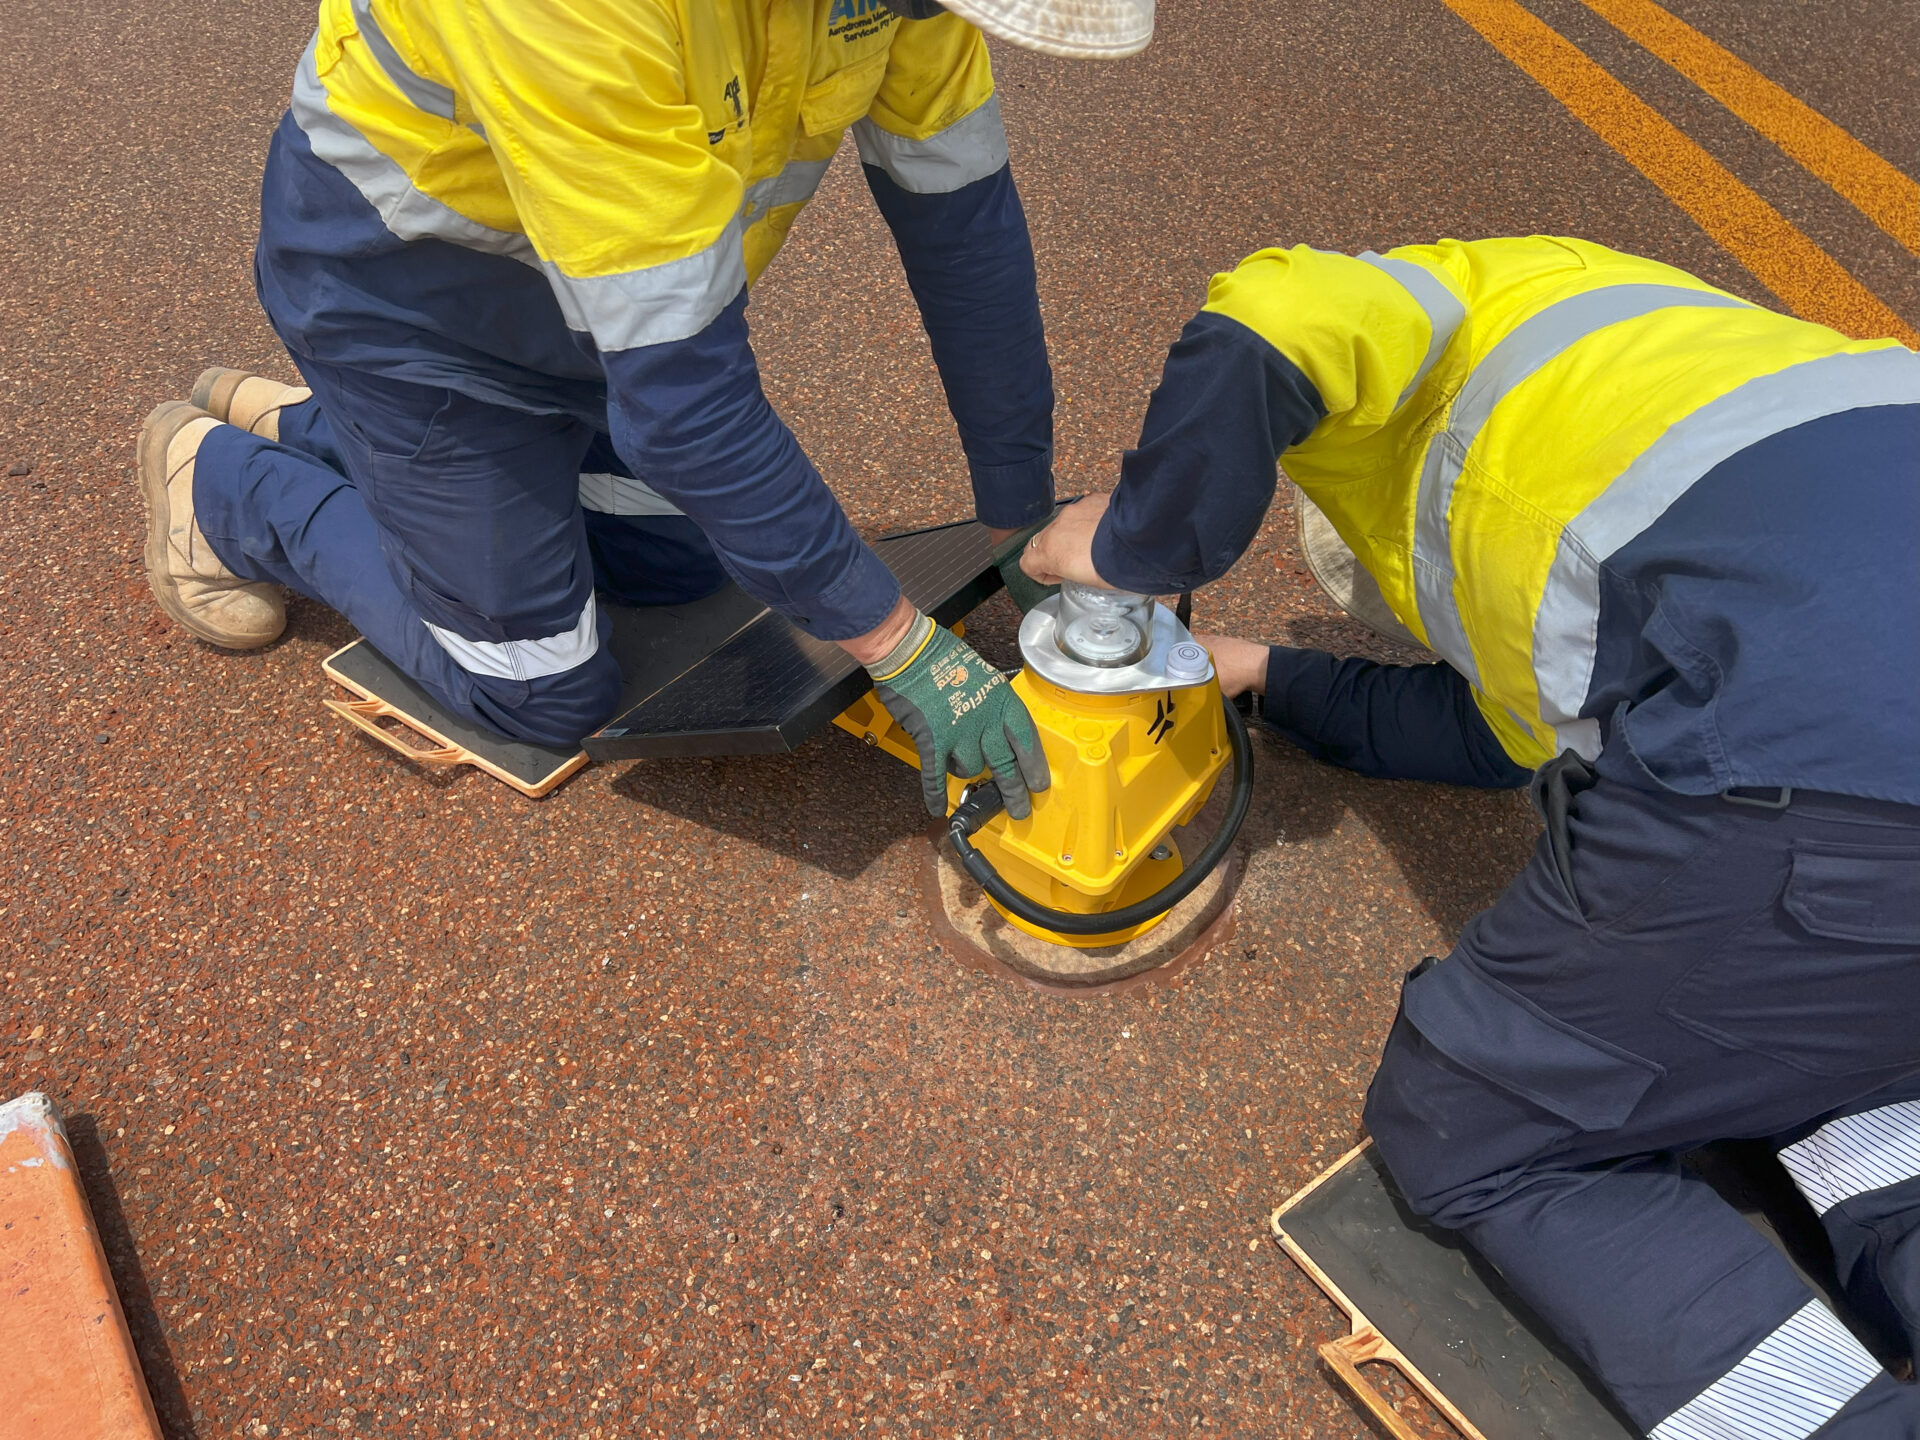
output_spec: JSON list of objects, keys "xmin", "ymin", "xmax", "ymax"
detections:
[{"xmin": 2, "ymin": 0, "xmax": 1912, "ymax": 1433}]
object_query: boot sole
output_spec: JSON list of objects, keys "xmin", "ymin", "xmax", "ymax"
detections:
[{"xmin": 137, "ymin": 400, "xmax": 282, "ymax": 651}]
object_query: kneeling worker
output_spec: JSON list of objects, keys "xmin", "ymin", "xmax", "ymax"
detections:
[
  {"xmin": 1024, "ymin": 237, "xmax": 1919, "ymax": 1436},
  {"xmin": 138, "ymin": 0, "xmax": 1149, "ymax": 815}
]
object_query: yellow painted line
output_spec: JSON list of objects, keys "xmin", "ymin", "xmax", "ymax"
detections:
[
  {"xmin": 1580, "ymin": 0, "xmax": 1919, "ymax": 255},
  {"xmin": 1440, "ymin": 0, "xmax": 1918, "ymax": 346}
]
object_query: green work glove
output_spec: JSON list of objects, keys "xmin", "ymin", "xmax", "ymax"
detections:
[
  {"xmin": 868, "ymin": 612, "xmax": 1052, "ymax": 820},
  {"xmin": 992, "ymin": 519, "xmax": 1061, "ymax": 615}
]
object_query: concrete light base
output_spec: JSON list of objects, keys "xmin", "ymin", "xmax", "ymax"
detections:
[{"xmin": 918, "ymin": 805, "xmax": 1243, "ymax": 995}]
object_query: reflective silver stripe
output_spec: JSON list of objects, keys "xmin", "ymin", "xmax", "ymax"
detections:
[
  {"xmin": 743, "ymin": 157, "xmax": 833, "ymax": 221},
  {"xmin": 291, "ymin": 36, "xmax": 537, "ymax": 263},
  {"xmin": 1412, "ymin": 284, "xmax": 1753, "ymax": 683},
  {"xmin": 1650, "ymin": 1300, "xmax": 1879, "ymax": 1440},
  {"xmin": 577, "ymin": 472, "xmax": 685, "ymax": 518},
  {"xmin": 295, "ymin": 34, "xmax": 743, "ymax": 348},
  {"xmin": 540, "ymin": 224, "xmax": 746, "ymax": 352},
  {"xmin": 1780, "ymin": 1100, "xmax": 1920, "ymax": 1216},
  {"xmin": 1359, "ymin": 252, "xmax": 1466, "ymax": 412},
  {"xmin": 425, "ymin": 594, "xmax": 601, "ymax": 681},
  {"xmin": 351, "ymin": 0, "xmax": 455, "ymax": 121},
  {"xmin": 851, "ymin": 95, "xmax": 1009, "ymax": 195},
  {"xmin": 1531, "ymin": 347, "xmax": 1920, "ymax": 753}
]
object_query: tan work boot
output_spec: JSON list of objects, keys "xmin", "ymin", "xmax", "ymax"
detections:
[
  {"xmin": 137, "ymin": 401, "xmax": 287, "ymax": 650},
  {"xmin": 190, "ymin": 367, "xmax": 312, "ymax": 443}
]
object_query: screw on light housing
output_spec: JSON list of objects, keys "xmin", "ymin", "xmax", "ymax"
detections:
[{"xmin": 1055, "ymin": 582, "xmax": 1153, "ymax": 668}]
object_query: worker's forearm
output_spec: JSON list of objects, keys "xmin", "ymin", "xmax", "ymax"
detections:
[
  {"xmin": 1262, "ymin": 647, "xmax": 1532, "ymax": 789},
  {"xmin": 1093, "ymin": 311, "xmax": 1326, "ymax": 595},
  {"xmin": 602, "ymin": 293, "xmax": 902, "ymax": 643},
  {"xmin": 865, "ymin": 162, "xmax": 1055, "ymax": 531}
]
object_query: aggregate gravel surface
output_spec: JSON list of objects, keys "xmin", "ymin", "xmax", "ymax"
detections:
[{"xmin": 2, "ymin": 0, "xmax": 1912, "ymax": 1435}]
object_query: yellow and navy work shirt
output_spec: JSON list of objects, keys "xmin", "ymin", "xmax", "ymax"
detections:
[
  {"xmin": 1096, "ymin": 238, "xmax": 1920, "ymax": 803},
  {"xmin": 259, "ymin": 0, "xmax": 1055, "ymax": 640}
]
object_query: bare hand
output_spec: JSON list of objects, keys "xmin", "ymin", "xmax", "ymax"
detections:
[
  {"xmin": 1019, "ymin": 492, "xmax": 1113, "ymax": 589},
  {"xmin": 1192, "ymin": 632, "xmax": 1269, "ymax": 699}
]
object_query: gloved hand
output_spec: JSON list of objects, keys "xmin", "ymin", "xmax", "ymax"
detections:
[
  {"xmin": 992, "ymin": 517, "xmax": 1062, "ymax": 615},
  {"xmin": 867, "ymin": 612, "xmax": 1052, "ymax": 819}
]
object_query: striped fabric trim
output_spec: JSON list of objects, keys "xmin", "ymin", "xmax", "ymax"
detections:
[
  {"xmin": 576, "ymin": 472, "xmax": 685, "ymax": 518},
  {"xmin": 1409, "ymin": 283, "xmax": 1751, "ymax": 685},
  {"xmin": 425, "ymin": 594, "xmax": 601, "ymax": 682},
  {"xmin": 291, "ymin": 37, "xmax": 536, "ymax": 263},
  {"xmin": 1531, "ymin": 348, "xmax": 1919, "ymax": 755},
  {"xmin": 539, "ymin": 230, "xmax": 746, "ymax": 352},
  {"xmin": 851, "ymin": 96, "xmax": 1009, "ymax": 195},
  {"xmin": 743, "ymin": 157, "xmax": 834, "ymax": 222},
  {"xmin": 295, "ymin": 34, "xmax": 746, "ymax": 351},
  {"xmin": 350, "ymin": 0, "xmax": 456, "ymax": 121},
  {"xmin": 1780, "ymin": 1100, "xmax": 1920, "ymax": 1216},
  {"xmin": 1651, "ymin": 1300, "xmax": 1880, "ymax": 1440},
  {"xmin": 1358, "ymin": 253, "xmax": 1466, "ymax": 413}
]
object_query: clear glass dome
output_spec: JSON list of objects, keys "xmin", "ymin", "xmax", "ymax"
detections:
[{"xmin": 1055, "ymin": 582, "xmax": 1153, "ymax": 668}]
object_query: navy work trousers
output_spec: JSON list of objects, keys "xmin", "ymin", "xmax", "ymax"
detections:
[
  {"xmin": 1364, "ymin": 754, "xmax": 1919, "ymax": 1438},
  {"xmin": 192, "ymin": 358, "xmax": 728, "ymax": 748}
]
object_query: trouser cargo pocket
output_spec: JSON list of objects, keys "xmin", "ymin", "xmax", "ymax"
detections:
[
  {"xmin": 1365, "ymin": 957, "xmax": 1664, "ymax": 1219},
  {"xmin": 1661, "ymin": 840, "xmax": 1920, "ymax": 1078}
]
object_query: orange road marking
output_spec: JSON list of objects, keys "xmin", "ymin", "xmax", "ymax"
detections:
[
  {"xmin": 1439, "ymin": 0, "xmax": 1918, "ymax": 346},
  {"xmin": 1578, "ymin": 0, "xmax": 1920, "ymax": 255}
]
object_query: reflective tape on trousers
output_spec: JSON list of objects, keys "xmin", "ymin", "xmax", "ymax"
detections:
[
  {"xmin": 1649, "ymin": 1299, "xmax": 1879, "ymax": 1440},
  {"xmin": 1778, "ymin": 1098, "xmax": 1920, "ymax": 1216},
  {"xmin": 425, "ymin": 593, "xmax": 602, "ymax": 682},
  {"xmin": 1410, "ymin": 283, "xmax": 1754, "ymax": 685},
  {"xmin": 577, "ymin": 472, "xmax": 685, "ymax": 518}
]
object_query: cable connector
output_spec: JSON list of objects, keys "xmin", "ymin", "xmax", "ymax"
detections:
[{"xmin": 948, "ymin": 779, "xmax": 1007, "ymax": 839}]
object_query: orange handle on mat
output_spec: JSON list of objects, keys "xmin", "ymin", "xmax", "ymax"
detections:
[
  {"xmin": 324, "ymin": 697, "xmax": 465, "ymax": 766},
  {"xmin": 1317, "ymin": 1326, "xmax": 1427, "ymax": 1440}
]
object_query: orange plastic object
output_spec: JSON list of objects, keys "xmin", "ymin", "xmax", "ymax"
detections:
[{"xmin": 0, "ymin": 1093, "xmax": 162, "ymax": 1440}]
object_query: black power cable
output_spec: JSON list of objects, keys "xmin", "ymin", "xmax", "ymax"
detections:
[{"xmin": 946, "ymin": 691, "xmax": 1255, "ymax": 937}]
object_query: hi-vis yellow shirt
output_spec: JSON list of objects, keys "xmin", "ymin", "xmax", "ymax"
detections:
[
  {"xmin": 293, "ymin": 0, "xmax": 1002, "ymax": 353},
  {"xmin": 1199, "ymin": 238, "xmax": 1916, "ymax": 768}
]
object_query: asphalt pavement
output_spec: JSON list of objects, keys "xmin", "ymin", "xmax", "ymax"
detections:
[{"xmin": 1, "ymin": 0, "xmax": 1913, "ymax": 1434}]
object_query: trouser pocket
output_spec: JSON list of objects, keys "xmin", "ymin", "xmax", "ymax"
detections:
[
  {"xmin": 1529, "ymin": 748, "xmax": 1598, "ymax": 912},
  {"xmin": 1661, "ymin": 840, "xmax": 1920, "ymax": 1078},
  {"xmin": 1365, "ymin": 957, "xmax": 1664, "ymax": 1218}
]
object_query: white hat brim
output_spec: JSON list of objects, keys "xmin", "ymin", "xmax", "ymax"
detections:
[
  {"xmin": 942, "ymin": 0, "xmax": 1153, "ymax": 58},
  {"xmin": 1293, "ymin": 485, "xmax": 1428, "ymax": 651}
]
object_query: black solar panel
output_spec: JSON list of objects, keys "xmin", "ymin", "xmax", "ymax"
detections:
[{"xmin": 582, "ymin": 518, "xmax": 1002, "ymax": 761}]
